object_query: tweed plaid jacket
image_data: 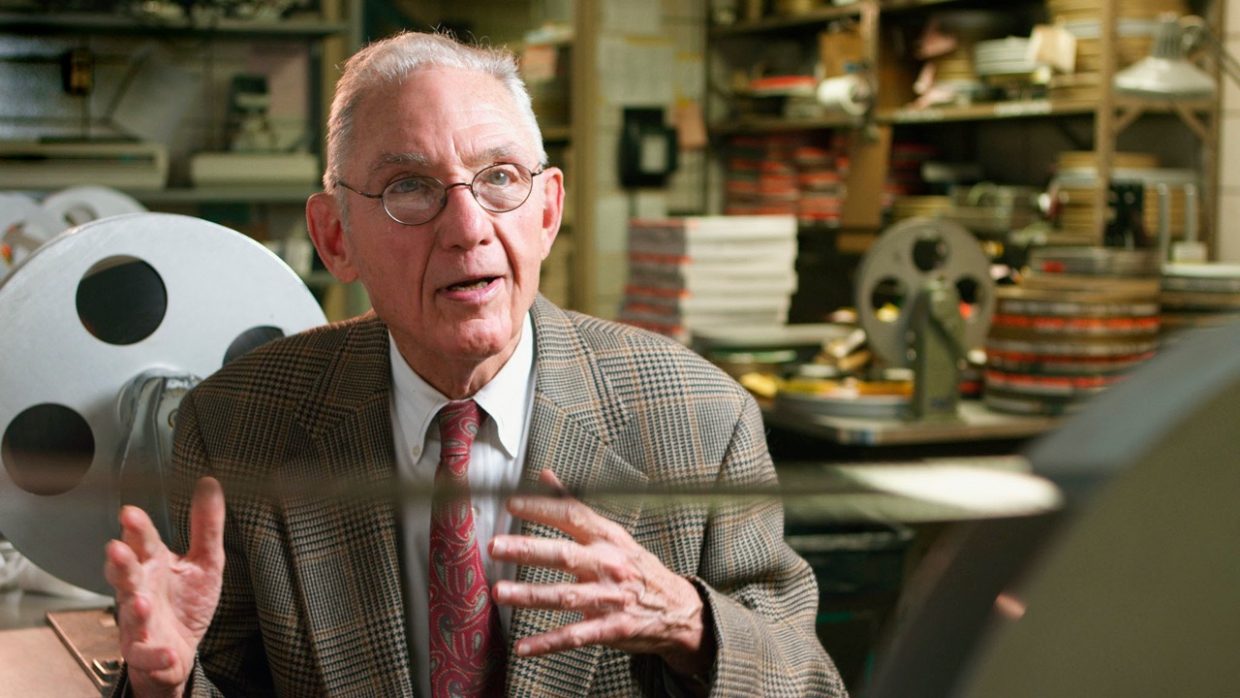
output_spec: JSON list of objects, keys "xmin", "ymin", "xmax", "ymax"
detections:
[{"xmin": 145, "ymin": 296, "xmax": 844, "ymax": 697}]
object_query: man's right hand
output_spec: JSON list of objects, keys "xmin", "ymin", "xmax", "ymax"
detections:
[{"xmin": 104, "ymin": 476, "xmax": 226, "ymax": 698}]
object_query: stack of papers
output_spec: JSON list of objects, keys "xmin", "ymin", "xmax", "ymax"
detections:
[{"xmin": 618, "ymin": 215, "xmax": 799, "ymax": 342}]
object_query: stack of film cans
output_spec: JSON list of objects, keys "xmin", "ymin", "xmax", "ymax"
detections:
[
  {"xmin": 984, "ymin": 247, "xmax": 1161, "ymax": 416},
  {"xmin": 1160, "ymin": 263, "xmax": 1240, "ymax": 339}
]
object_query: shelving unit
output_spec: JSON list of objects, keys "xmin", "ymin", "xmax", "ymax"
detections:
[
  {"xmin": 0, "ymin": 3, "xmax": 370, "ymax": 320},
  {"xmin": 120, "ymin": 186, "xmax": 319, "ymax": 205},
  {"xmin": 0, "ymin": 12, "xmax": 348, "ymax": 38},
  {"xmin": 704, "ymin": 0, "xmax": 1224, "ymax": 254}
]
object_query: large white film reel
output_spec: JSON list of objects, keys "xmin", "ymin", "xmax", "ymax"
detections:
[
  {"xmin": 0, "ymin": 213, "xmax": 326, "ymax": 594},
  {"xmin": 856, "ymin": 217, "xmax": 994, "ymax": 366}
]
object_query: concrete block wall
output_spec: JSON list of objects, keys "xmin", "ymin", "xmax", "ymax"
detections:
[
  {"xmin": 581, "ymin": 0, "xmax": 707, "ymax": 318},
  {"xmin": 1218, "ymin": 0, "xmax": 1240, "ymax": 261}
]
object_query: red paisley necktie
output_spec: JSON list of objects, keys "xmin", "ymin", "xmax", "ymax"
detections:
[{"xmin": 429, "ymin": 400, "xmax": 506, "ymax": 697}]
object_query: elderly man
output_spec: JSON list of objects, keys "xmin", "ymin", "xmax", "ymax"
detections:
[{"xmin": 104, "ymin": 31, "xmax": 844, "ymax": 697}]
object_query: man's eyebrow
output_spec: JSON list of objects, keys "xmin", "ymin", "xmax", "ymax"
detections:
[
  {"xmin": 375, "ymin": 152, "xmax": 432, "ymax": 168},
  {"xmin": 477, "ymin": 145, "xmax": 522, "ymax": 164},
  {"xmin": 372, "ymin": 145, "xmax": 528, "ymax": 171}
]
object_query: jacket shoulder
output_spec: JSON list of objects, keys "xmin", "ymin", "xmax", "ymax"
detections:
[
  {"xmin": 560, "ymin": 309, "xmax": 751, "ymax": 402},
  {"xmin": 185, "ymin": 315, "xmax": 387, "ymax": 418}
]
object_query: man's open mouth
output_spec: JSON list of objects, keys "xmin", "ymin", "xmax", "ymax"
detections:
[{"xmin": 445, "ymin": 277, "xmax": 496, "ymax": 292}]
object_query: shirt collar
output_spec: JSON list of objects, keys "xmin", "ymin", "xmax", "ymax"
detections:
[{"xmin": 389, "ymin": 313, "xmax": 534, "ymax": 458}]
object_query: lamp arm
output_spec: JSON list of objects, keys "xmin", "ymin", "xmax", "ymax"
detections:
[{"xmin": 1182, "ymin": 17, "xmax": 1240, "ymax": 92}]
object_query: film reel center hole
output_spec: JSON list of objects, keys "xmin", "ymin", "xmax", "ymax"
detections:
[
  {"xmin": 956, "ymin": 276, "xmax": 983, "ymax": 318},
  {"xmin": 2, "ymin": 403, "xmax": 95, "ymax": 496},
  {"xmin": 912, "ymin": 236, "xmax": 948, "ymax": 272},
  {"xmin": 870, "ymin": 276, "xmax": 907, "ymax": 323},
  {"xmin": 224, "ymin": 326, "xmax": 286, "ymax": 366},
  {"xmin": 76, "ymin": 256, "xmax": 167, "ymax": 345}
]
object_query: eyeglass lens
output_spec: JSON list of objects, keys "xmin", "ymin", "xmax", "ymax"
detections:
[{"xmin": 383, "ymin": 163, "xmax": 536, "ymax": 225}]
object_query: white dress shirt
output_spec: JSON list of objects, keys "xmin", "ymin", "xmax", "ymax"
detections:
[{"xmin": 389, "ymin": 314, "xmax": 536, "ymax": 698}]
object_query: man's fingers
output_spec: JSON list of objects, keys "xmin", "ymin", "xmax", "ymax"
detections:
[
  {"xmin": 514, "ymin": 616, "xmax": 624, "ymax": 658},
  {"xmin": 537, "ymin": 468, "xmax": 568, "ymax": 492},
  {"xmin": 123, "ymin": 641, "xmax": 176, "ymax": 673},
  {"xmin": 104, "ymin": 539, "xmax": 143, "ymax": 594},
  {"xmin": 493, "ymin": 580, "xmax": 627, "ymax": 613},
  {"xmin": 115, "ymin": 591, "xmax": 154, "ymax": 645},
  {"xmin": 508, "ymin": 490, "xmax": 625, "ymax": 544},
  {"xmin": 490, "ymin": 535, "xmax": 621, "ymax": 580},
  {"xmin": 119, "ymin": 506, "xmax": 164, "ymax": 562},
  {"xmin": 187, "ymin": 476, "xmax": 225, "ymax": 571}
]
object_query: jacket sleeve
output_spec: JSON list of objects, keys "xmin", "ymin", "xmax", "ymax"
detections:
[
  {"xmin": 146, "ymin": 391, "xmax": 277, "ymax": 698},
  {"xmin": 689, "ymin": 395, "xmax": 848, "ymax": 698},
  {"xmin": 110, "ymin": 390, "xmax": 275, "ymax": 698}
]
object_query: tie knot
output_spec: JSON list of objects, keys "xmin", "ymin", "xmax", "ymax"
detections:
[{"xmin": 438, "ymin": 400, "xmax": 482, "ymax": 473}]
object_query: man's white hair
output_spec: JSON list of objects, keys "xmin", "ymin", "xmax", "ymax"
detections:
[{"xmin": 323, "ymin": 31, "xmax": 546, "ymax": 203}]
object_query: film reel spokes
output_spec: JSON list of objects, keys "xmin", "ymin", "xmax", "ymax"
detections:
[
  {"xmin": 855, "ymin": 218, "xmax": 995, "ymax": 419},
  {"xmin": 0, "ymin": 213, "xmax": 325, "ymax": 594}
]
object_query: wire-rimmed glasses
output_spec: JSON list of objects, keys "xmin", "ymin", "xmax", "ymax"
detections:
[{"xmin": 334, "ymin": 162, "xmax": 546, "ymax": 226}]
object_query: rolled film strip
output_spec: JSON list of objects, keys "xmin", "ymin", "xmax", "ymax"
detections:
[
  {"xmin": 986, "ymin": 346, "xmax": 1157, "ymax": 376},
  {"xmin": 0, "ymin": 213, "xmax": 326, "ymax": 594},
  {"xmin": 1159, "ymin": 290, "xmax": 1240, "ymax": 311},
  {"xmin": 1158, "ymin": 263, "xmax": 1240, "ymax": 336},
  {"xmin": 984, "ymin": 368, "xmax": 1123, "ymax": 398},
  {"xmin": 1019, "ymin": 273, "xmax": 1162, "ymax": 297},
  {"xmin": 856, "ymin": 217, "xmax": 995, "ymax": 368},
  {"xmin": 986, "ymin": 336, "xmax": 1160, "ymax": 358},
  {"xmin": 995, "ymin": 288, "xmax": 1160, "ymax": 319},
  {"xmin": 986, "ymin": 245, "xmax": 1163, "ymax": 415},
  {"xmin": 982, "ymin": 389, "xmax": 1086, "ymax": 417},
  {"xmin": 1028, "ymin": 246, "xmax": 1161, "ymax": 278},
  {"xmin": 989, "ymin": 313, "xmax": 1161, "ymax": 338}
]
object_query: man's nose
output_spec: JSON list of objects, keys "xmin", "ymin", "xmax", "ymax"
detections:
[{"xmin": 435, "ymin": 184, "xmax": 492, "ymax": 246}]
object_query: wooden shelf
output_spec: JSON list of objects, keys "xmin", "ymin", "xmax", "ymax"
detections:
[
  {"xmin": 126, "ymin": 186, "xmax": 320, "ymax": 205},
  {"xmin": 0, "ymin": 11, "xmax": 348, "ymax": 38},
  {"xmin": 879, "ymin": 0, "xmax": 969, "ymax": 11},
  {"xmin": 709, "ymin": 4, "xmax": 865, "ymax": 37},
  {"xmin": 710, "ymin": 98, "xmax": 1218, "ymax": 133},
  {"xmin": 710, "ymin": 0, "xmax": 976, "ymax": 37},
  {"xmin": 709, "ymin": 100, "xmax": 1096, "ymax": 133},
  {"xmin": 709, "ymin": 114, "xmax": 861, "ymax": 134},
  {"xmin": 879, "ymin": 100, "xmax": 1098, "ymax": 124}
]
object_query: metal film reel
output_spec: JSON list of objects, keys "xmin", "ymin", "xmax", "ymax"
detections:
[
  {"xmin": 856, "ymin": 217, "xmax": 995, "ymax": 367},
  {"xmin": 0, "ymin": 193, "xmax": 62, "ymax": 282},
  {"xmin": 40, "ymin": 185, "xmax": 146, "ymax": 229},
  {"xmin": 0, "ymin": 213, "xmax": 326, "ymax": 594},
  {"xmin": 2, "ymin": 187, "xmax": 145, "ymax": 283}
]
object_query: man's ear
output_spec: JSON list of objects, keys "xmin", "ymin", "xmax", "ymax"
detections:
[
  {"xmin": 538, "ymin": 166, "xmax": 564, "ymax": 261},
  {"xmin": 306, "ymin": 192, "xmax": 359, "ymax": 283}
]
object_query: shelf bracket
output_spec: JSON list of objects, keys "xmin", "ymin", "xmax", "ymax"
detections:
[
  {"xmin": 1170, "ymin": 102, "xmax": 1212, "ymax": 144},
  {"xmin": 1114, "ymin": 105, "xmax": 1144, "ymax": 135}
]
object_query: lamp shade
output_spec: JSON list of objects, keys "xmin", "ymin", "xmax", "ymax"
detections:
[
  {"xmin": 1113, "ymin": 13, "xmax": 1216, "ymax": 100},
  {"xmin": 1114, "ymin": 55, "xmax": 1216, "ymax": 100}
]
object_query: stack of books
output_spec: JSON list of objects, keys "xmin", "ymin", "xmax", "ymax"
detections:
[{"xmin": 618, "ymin": 215, "xmax": 799, "ymax": 342}]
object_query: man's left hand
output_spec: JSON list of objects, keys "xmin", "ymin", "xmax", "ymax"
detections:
[{"xmin": 489, "ymin": 469, "xmax": 714, "ymax": 678}]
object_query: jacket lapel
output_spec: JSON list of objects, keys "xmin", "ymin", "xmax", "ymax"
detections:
[
  {"xmin": 278, "ymin": 317, "xmax": 414, "ymax": 695},
  {"xmin": 505, "ymin": 299, "xmax": 648, "ymax": 697}
]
